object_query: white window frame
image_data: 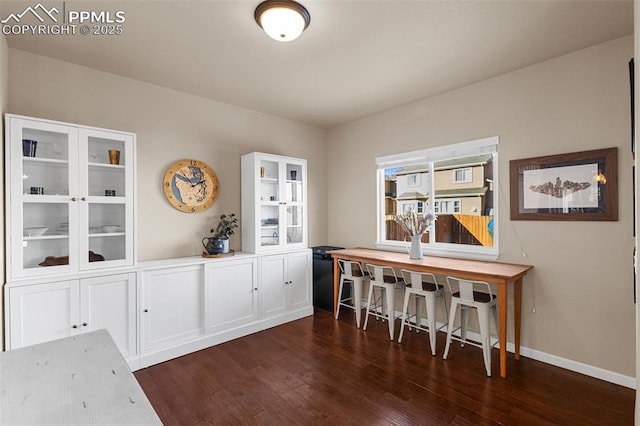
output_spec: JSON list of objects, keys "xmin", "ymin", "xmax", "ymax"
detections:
[
  {"xmin": 375, "ymin": 136, "xmax": 499, "ymax": 261},
  {"xmin": 453, "ymin": 167, "xmax": 472, "ymax": 183}
]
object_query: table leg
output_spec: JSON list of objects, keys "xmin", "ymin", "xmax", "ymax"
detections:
[
  {"xmin": 514, "ymin": 277, "xmax": 523, "ymax": 360},
  {"xmin": 333, "ymin": 257, "xmax": 340, "ymax": 318},
  {"xmin": 498, "ymin": 283, "xmax": 508, "ymax": 378}
]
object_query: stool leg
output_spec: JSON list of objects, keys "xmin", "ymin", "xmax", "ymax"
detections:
[
  {"xmin": 440, "ymin": 292, "xmax": 449, "ymax": 330},
  {"xmin": 398, "ymin": 289, "xmax": 412, "ymax": 343},
  {"xmin": 386, "ymin": 284, "xmax": 395, "ymax": 340},
  {"xmin": 425, "ymin": 293, "xmax": 437, "ymax": 356},
  {"xmin": 363, "ymin": 282, "xmax": 375, "ymax": 331},
  {"xmin": 414, "ymin": 295, "xmax": 422, "ymax": 333},
  {"xmin": 443, "ymin": 299, "xmax": 458, "ymax": 360},
  {"xmin": 478, "ymin": 304, "xmax": 492, "ymax": 376},
  {"xmin": 354, "ymin": 277, "xmax": 363, "ymax": 328},
  {"xmin": 335, "ymin": 275, "xmax": 345, "ymax": 320},
  {"xmin": 460, "ymin": 306, "xmax": 470, "ymax": 347},
  {"xmin": 492, "ymin": 305, "xmax": 499, "ymax": 347}
]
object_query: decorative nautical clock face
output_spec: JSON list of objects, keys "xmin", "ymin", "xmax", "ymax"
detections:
[{"xmin": 163, "ymin": 159, "xmax": 219, "ymax": 213}]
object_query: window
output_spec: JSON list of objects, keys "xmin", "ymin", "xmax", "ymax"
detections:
[
  {"xmin": 376, "ymin": 137, "xmax": 498, "ymax": 260},
  {"xmin": 453, "ymin": 168, "xmax": 472, "ymax": 183},
  {"xmin": 406, "ymin": 174, "xmax": 420, "ymax": 187},
  {"xmin": 434, "ymin": 199, "xmax": 461, "ymax": 214}
]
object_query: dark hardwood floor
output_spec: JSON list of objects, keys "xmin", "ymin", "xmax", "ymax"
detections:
[{"xmin": 135, "ymin": 309, "xmax": 634, "ymax": 425}]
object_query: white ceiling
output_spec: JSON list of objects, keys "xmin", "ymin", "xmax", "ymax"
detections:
[{"xmin": 1, "ymin": 0, "xmax": 634, "ymax": 128}]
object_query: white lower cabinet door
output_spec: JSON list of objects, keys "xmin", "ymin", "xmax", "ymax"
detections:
[
  {"xmin": 205, "ymin": 258, "xmax": 258, "ymax": 334},
  {"xmin": 260, "ymin": 254, "xmax": 287, "ymax": 318},
  {"xmin": 8, "ymin": 280, "xmax": 80, "ymax": 349},
  {"xmin": 140, "ymin": 265, "xmax": 204, "ymax": 352},
  {"xmin": 260, "ymin": 250, "xmax": 311, "ymax": 318},
  {"xmin": 80, "ymin": 273, "xmax": 136, "ymax": 357},
  {"xmin": 286, "ymin": 250, "xmax": 311, "ymax": 311}
]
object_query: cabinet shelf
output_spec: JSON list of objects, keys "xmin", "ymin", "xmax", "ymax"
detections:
[
  {"xmin": 24, "ymin": 157, "xmax": 68, "ymax": 166},
  {"xmin": 89, "ymin": 232, "xmax": 126, "ymax": 238},
  {"xmin": 22, "ymin": 195, "xmax": 70, "ymax": 202},
  {"xmin": 88, "ymin": 162, "xmax": 126, "ymax": 170},
  {"xmin": 23, "ymin": 234, "xmax": 68, "ymax": 241}
]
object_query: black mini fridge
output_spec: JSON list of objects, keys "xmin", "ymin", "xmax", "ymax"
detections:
[{"xmin": 311, "ymin": 246, "xmax": 344, "ymax": 312}]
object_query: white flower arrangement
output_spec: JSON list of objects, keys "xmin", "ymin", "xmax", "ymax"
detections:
[{"xmin": 394, "ymin": 209, "xmax": 437, "ymax": 236}]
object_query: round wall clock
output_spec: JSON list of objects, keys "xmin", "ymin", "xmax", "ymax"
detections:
[{"xmin": 163, "ymin": 159, "xmax": 219, "ymax": 213}]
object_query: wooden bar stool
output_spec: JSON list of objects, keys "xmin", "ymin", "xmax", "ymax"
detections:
[
  {"xmin": 398, "ymin": 270, "xmax": 448, "ymax": 355},
  {"xmin": 363, "ymin": 264, "xmax": 404, "ymax": 341},
  {"xmin": 335, "ymin": 260, "xmax": 368, "ymax": 328},
  {"xmin": 443, "ymin": 275, "xmax": 499, "ymax": 376}
]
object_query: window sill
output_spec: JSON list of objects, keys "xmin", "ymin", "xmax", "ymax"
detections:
[{"xmin": 375, "ymin": 241, "xmax": 499, "ymax": 262}]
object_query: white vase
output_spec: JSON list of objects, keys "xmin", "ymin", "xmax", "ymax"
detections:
[
  {"xmin": 222, "ymin": 239, "xmax": 230, "ymax": 254},
  {"xmin": 409, "ymin": 234, "xmax": 423, "ymax": 260}
]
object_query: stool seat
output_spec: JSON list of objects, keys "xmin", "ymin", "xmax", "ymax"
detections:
[
  {"xmin": 451, "ymin": 291, "xmax": 495, "ymax": 304},
  {"xmin": 406, "ymin": 281, "xmax": 443, "ymax": 292}
]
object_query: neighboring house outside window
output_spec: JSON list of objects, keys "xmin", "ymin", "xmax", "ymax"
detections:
[{"xmin": 376, "ymin": 137, "xmax": 498, "ymax": 261}]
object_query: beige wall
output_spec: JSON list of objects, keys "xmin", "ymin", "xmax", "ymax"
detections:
[
  {"xmin": 327, "ymin": 36, "xmax": 635, "ymax": 377},
  {"xmin": 7, "ymin": 49, "xmax": 328, "ymax": 261},
  {"xmin": 0, "ymin": 33, "xmax": 8, "ymax": 349}
]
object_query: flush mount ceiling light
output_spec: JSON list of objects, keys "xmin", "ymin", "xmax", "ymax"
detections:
[{"xmin": 254, "ymin": 0, "xmax": 310, "ymax": 42}]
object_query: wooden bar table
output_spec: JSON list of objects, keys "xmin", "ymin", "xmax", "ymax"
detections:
[{"xmin": 330, "ymin": 247, "xmax": 533, "ymax": 378}]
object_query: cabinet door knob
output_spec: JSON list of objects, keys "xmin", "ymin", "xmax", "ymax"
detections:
[
  {"xmin": 81, "ymin": 197, "xmax": 86, "ymax": 201},
  {"xmin": 144, "ymin": 309, "xmax": 149, "ymax": 313},
  {"xmin": 254, "ymin": 288, "xmax": 258, "ymax": 291},
  {"xmin": 82, "ymin": 322, "xmax": 88, "ymax": 327},
  {"xmin": 71, "ymin": 197, "xmax": 77, "ymax": 201},
  {"xmin": 72, "ymin": 324, "xmax": 78, "ymax": 329}
]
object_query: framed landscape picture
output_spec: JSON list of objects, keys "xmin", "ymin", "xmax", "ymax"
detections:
[{"xmin": 509, "ymin": 147, "xmax": 618, "ymax": 221}]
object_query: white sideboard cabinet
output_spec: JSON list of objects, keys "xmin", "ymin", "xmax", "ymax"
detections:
[
  {"xmin": 6, "ymin": 272, "xmax": 137, "ymax": 360},
  {"xmin": 4, "ymin": 114, "xmax": 136, "ymax": 280}
]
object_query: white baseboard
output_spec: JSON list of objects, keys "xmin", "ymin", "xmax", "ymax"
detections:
[
  {"xmin": 404, "ymin": 316, "xmax": 637, "ymax": 389},
  {"xmin": 136, "ymin": 307, "xmax": 314, "ymax": 370}
]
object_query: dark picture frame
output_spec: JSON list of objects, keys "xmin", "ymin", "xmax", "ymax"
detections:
[{"xmin": 509, "ymin": 148, "xmax": 618, "ymax": 221}]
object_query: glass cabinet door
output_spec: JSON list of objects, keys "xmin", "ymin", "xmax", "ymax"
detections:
[
  {"xmin": 9, "ymin": 118, "xmax": 78, "ymax": 277},
  {"xmin": 258, "ymin": 159, "xmax": 280, "ymax": 248},
  {"xmin": 284, "ymin": 161, "xmax": 304, "ymax": 246},
  {"xmin": 79, "ymin": 129, "xmax": 134, "ymax": 270}
]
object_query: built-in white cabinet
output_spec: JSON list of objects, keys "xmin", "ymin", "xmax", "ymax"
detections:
[
  {"xmin": 205, "ymin": 257, "xmax": 258, "ymax": 334},
  {"xmin": 260, "ymin": 250, "xmax": 311, "ymax": 318},
  {"xmin": 241, "ymin": 152, "xmax": 307, "ymax": 253},
  {"xmin": 6, "ymin": 273, "xmax": 137, "ymax": 358},
  {"xmin": 4, "ymin": 114, "xmax": 135, "ymax": 280},
  {"xmin": 139, "ymin": 265, "xmax": 205, "ymax": 353},
  {"xmin": 5, "ymin": 253, "xmax": 312, "ymax": 370}
]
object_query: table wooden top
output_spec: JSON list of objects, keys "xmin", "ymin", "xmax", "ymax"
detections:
[
  {"xmin": 329, "ymin": 247, "xmax": 532, "ymax": 283},
  {"xmin": 1, "ymin": 329, "xmax": 161, "ymax": 425}
]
